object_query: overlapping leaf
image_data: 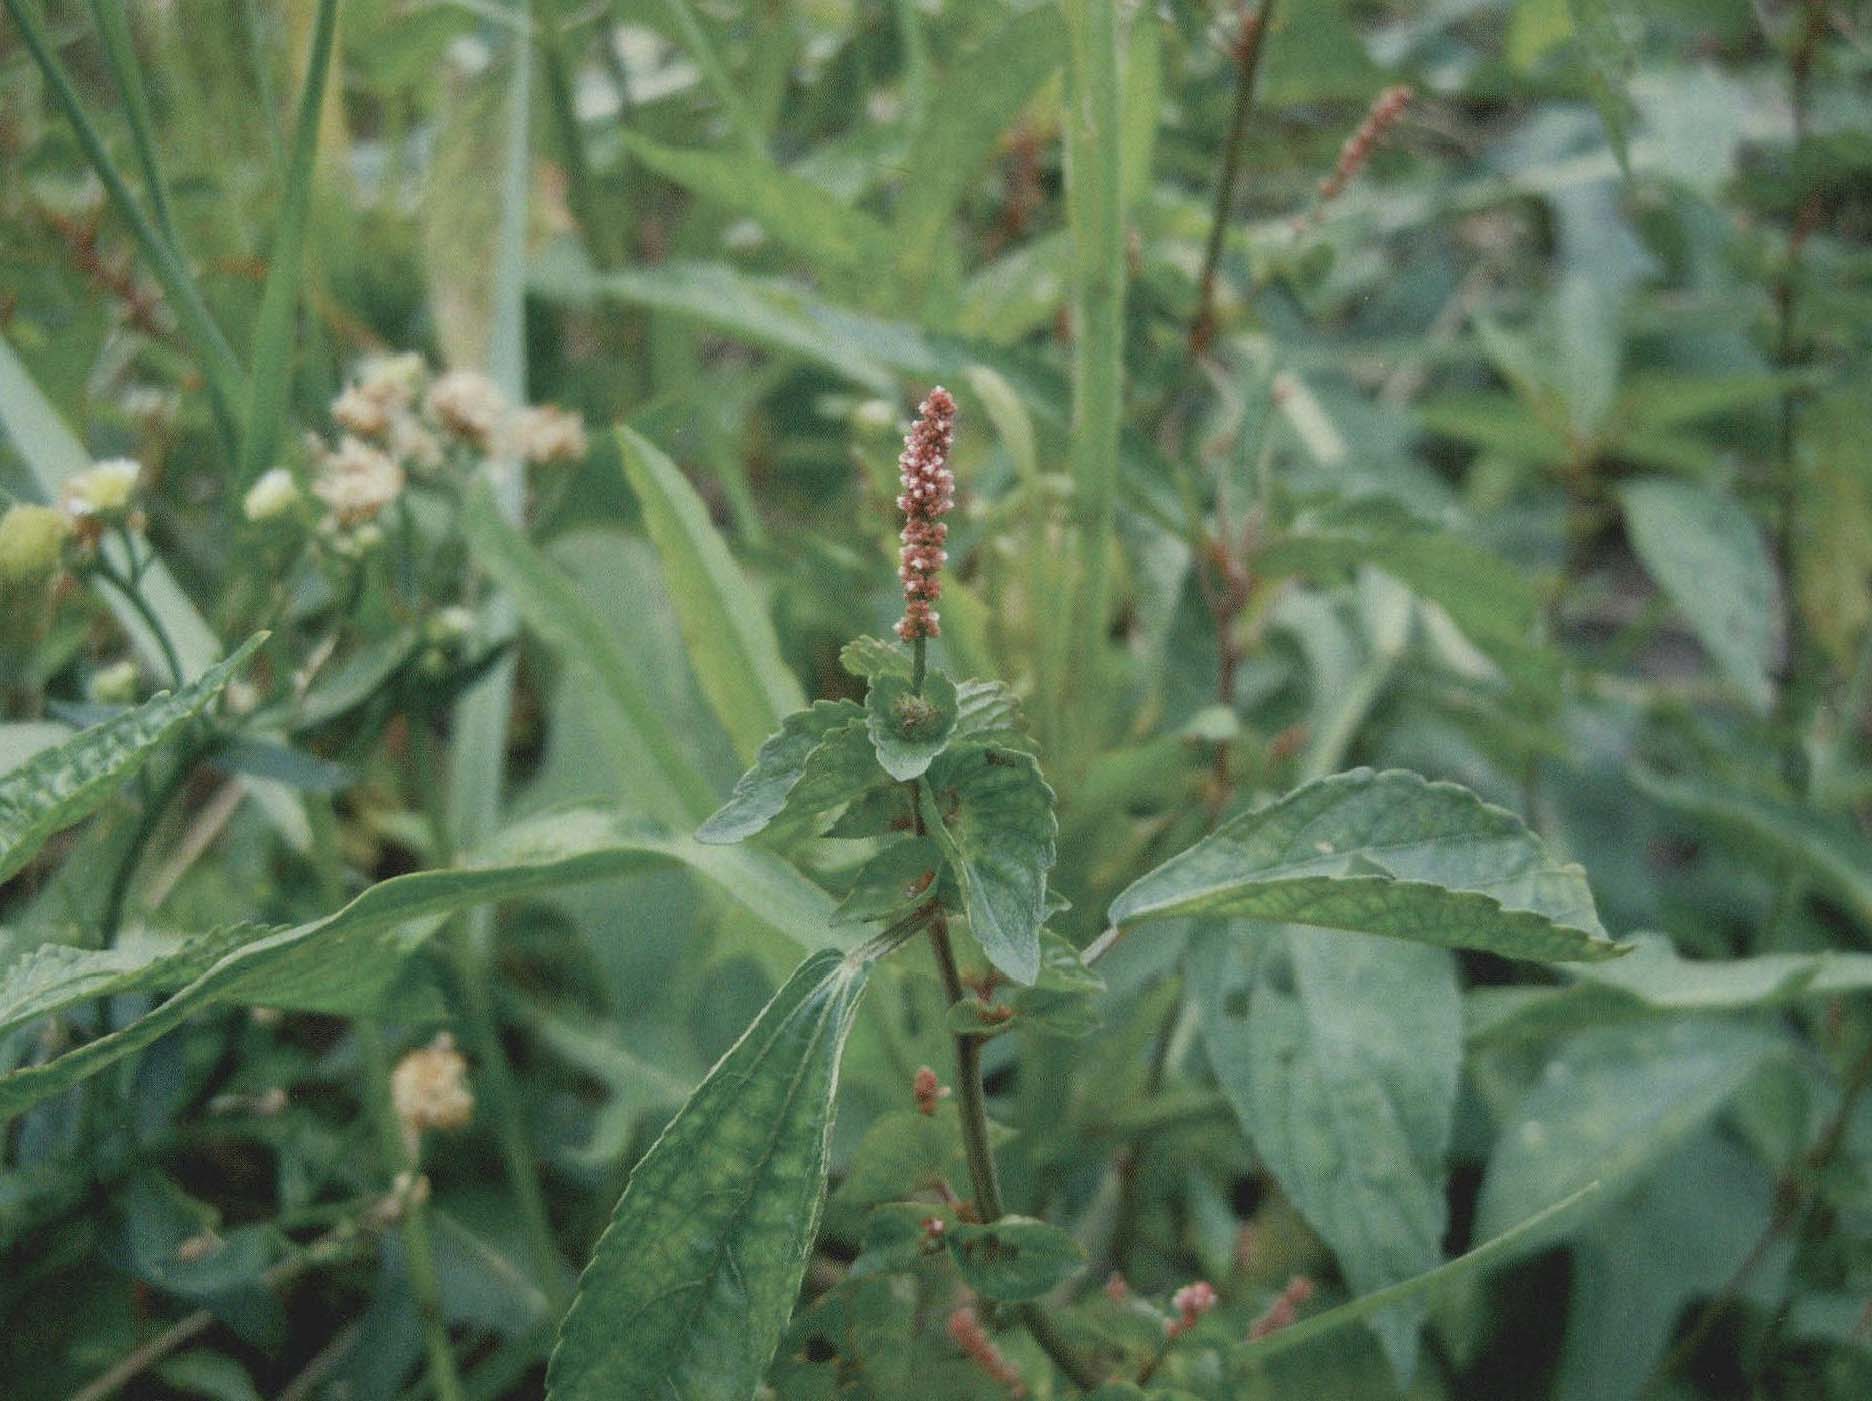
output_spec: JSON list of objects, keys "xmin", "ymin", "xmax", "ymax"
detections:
[
  {"xmin": 698, "ymin": 701, "xmax": 866, "ymax": 843},
  {"xmin": 1109, "ymin": 769, "xmax": 1623, "ymax": 963},
  {"xmin": 547, "ymin": 948, "xmax": 870, "ymax": 1401}
]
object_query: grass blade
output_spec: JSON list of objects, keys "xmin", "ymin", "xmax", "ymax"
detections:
[
  {"xmin": 236, "ymin": 0, "xmax": 340, "ymax": 487},
  {"xmin": 653, "ymin": 0, "xmax": 765, "ymax": 158},
  {"xmin": 85, "ymin": 0, "xmax": 180, "ymax": 249}
]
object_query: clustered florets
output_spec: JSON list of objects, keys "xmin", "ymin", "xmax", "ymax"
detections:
[
  {"xmin": 1318, "ymin": 85, "xmax": 1413, "ymax": 207},
  {"xmin": 1166, "ymin": 1279, "xmax": 1219, "ymax": 1339},
  {"xmin": 893, "ymin": 386, "xmax": 957, "ymax": 643},
  {"xmin": 1246, "ymin": 1274, "xmax": 1315, "ymax": 1341}
]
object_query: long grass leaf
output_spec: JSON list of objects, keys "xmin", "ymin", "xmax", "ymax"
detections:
[
  {"xmin": 236, "ymin": 0, "xmax": 340, "ymax": 486},
  {"xmin": 85, "ymin": 0, "xmax": 180, "ymax": 249}
]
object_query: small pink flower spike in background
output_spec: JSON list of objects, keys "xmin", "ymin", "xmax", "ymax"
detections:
[{"xmin": 894, "ymin": 386, "xmax": 957, "ymax": 689}]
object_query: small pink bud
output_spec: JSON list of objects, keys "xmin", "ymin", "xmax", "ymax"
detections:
[
  {"xmin": 913, "ymin": 1065, "xmax": 949, "ymax": 1115},
  {"xmin": 1166, "ymin": 1279, "xmax": 1218, "ymax": 1338},
  {"xmin": 1247, "ymin": 1275, "xmax": 1316, "ymax": 1341},
  {"xmin": 1105, "ymin": 1271, "xmax": 1131, "ymax": 1303}
]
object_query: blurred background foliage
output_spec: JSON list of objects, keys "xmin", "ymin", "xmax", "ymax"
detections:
[{"xmin": 5, "ymin": 0, "xmax": 1872, "ymax": 1398}]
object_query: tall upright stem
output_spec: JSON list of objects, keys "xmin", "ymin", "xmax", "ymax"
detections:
[{"xmin": 1190, "ymin": 1, "xmax": 1277, "ymax": 356}]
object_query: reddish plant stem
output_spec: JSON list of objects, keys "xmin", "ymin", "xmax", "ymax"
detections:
[{"xmin": 1190, "ymin": 0, "xmax": 1278, "ymax": 357}]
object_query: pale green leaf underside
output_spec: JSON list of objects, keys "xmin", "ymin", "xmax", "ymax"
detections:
[
  {"xmin": 1193, "ymin": 922, "xmax": 1459, "ymax": 1379},
  {"xmin": 1109, "ymin": 769, "xmax": 1623, "ymax": 964},
  {"xmin": 0, "ymin": 807, "xmax": 840, "ymax": 1124},
  {"xmin": 864, "ymin": 670, "xmax": 958, "ymax": 781},
  {"xmin": 921, "ymin": 743, "xmax": 1057, "ymax": 985},
  {"xmin": 547, "ymin": 948, "xmax": 869, "ymax": 1401},
  {"xmin": 0, "ymin": 634, "xmax": 264, "ymax": 885}
]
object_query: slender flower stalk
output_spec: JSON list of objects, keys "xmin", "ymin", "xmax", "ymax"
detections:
[{"xmin": 894, "ymin": 386, "xmax": 957, "ymax": 691}]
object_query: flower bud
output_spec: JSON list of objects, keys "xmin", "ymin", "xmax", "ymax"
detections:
[
  {"xmin": 87, "ymin": 659, "xmax": 139, "ymax": 705},
  {"xmin": 243, "ymin": 467, "xmax": 302, "ymax": 523},
  {"xmin": 62, "ymin": 457, "xmax": 141, "ymax": 521}
]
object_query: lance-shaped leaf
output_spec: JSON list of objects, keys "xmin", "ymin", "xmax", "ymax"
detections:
[
  {"xmin": 1191, "ymin": 922, "xmax": 1460, "ymax": 1380},
  {"xmin": 920, "ymin": 743, "xmax": 1057, "ymax": 985},
  {"xmin": 865, "ymin": 671, "xmax": 959, "ymax": 781},
  {"xmin": 0, "ymin": 634, "xmax": 264, "ymax": 885},
  {"xmin": 547, "ymin": 948, "xmax": 871, "ymax": 1401},
  {"xmin": 697, "ymin": 704, "xmax": 876, "ymax": 844},
  {"xmin": 0, "ymin": 807, "xmax": 841, "ymax": 1123},
  {"xmin": 618, "ymin": 426, "xmax": 806, "ymax": 764},
  {"xmin": 1108, "ymin": 769, "xmax": 1624, "ymax": 964},
  {"xmin": 0, "ymin": 925, "xmax": 272, "ymax": 1039}
]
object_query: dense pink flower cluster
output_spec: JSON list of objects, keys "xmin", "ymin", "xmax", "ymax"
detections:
[
  {"xmin": 894, "ymin": 386, "xmax": 957, "ymax": 642},
  {"xmin": 1319, "ymin": 85, "xmax": 1413, "ymax": 205}
]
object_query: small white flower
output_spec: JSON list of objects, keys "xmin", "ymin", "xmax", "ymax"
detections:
[
  {"xmin": 426, "ymin": 369, "xmax": 507, "ymax": 451},
  {"xmin": 355, "ymin": 352, "xmax": 426, "ymax": 411},
  {"xmin": 388, "ymin": 413, "xmax": 444, "ymax": 475},
  {"xmin": 512, "ymin": 404, "xmax": 588, "ymax": 465},
  {"xmin": 314, "ymin": 437, "xmax": 405, "ymax": 526},
  {"xmin": 331, "ymin": 382, "xmax": 391, "ymax": 437},
  {"xmin": 243, "ymin": 467, "xmax": 302, "ymax": 522},
  {"xmin": 87, "ymin": 659, "xmax": 139, "ymax": 705},
  {"xmin": 63, "ymin": 458, "xmax": 141, "ymax": 519}
]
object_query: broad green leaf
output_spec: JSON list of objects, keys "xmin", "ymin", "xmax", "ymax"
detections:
[
  {"xmin": 237, "ymin": 0, "xmax": 339, "ymax": 486},
  {"xmin": 697, "ymin": 701, "xmax": 866, "ymax": 843},
  {"xmin": 865, "ymin": 671, "xmax": 959, "ymax": 781},
  {"xmin": 546, "ymin": 947, "xmax": 870, "ymax": 1401},
  {"xmin": 0, "ymin": 925, "xmax": 271, "ymax": 1039},
  {"xmin": 1619, "ymin": 479, "xmax": 1776, "ymax": 711},
  {"xmin": 840, "ymin": 635, "xmax": 913, "ymax": 682},
  {"xmin": 462, "ymin": 485, "xmax": 715, "ymax": 822},
  {"xmin": 617, "ymin": 427, "xmax": 806, "ymax": 764},
  {"xmin": 945, "ymin": 1216, "xmax": 1085, "ymax": 1302},
  {"xmin": 1191, "ymin": 921, "xmax": 1459, "ymax": 1380},
  {"xmin": 0, "ymin": 635, "xmax": 263, "ymax": 885},
  {"xmin": 892, "ymin": 6, "xmax": 1065, "ymax": 297},
  {"xmin": 1473, "ymin": 1019, "xmax": 1780, "ymax": 1252},
  {"xmin": 615, "ymin": 130, "xmax": 892, "ymax": 275},
  {"xmin": 1229, "ymin": 1184, "xmax": 1602, "ymax": 1369},
  {"xmin": 920, "ymin": 743, "xmax": 1058, "ymax": 985},
  {"xmin": 1568, "ymin": 0, "xmax": 1637, "ymax": 174},
  {"xmin": 0, "ymin": 806, "xmax": 841, "ymax": 1124},
  {"xmin": 1633, "ymin": 770, "xmax": 1872, "ymax": 930},
  {"xmin": 1108, "ymin": 769, "xmax": 1624, "ymax": 964},
  {"xmin": 1574, "ymin": 930, "xmax": 1872, "ymax": 1009},
  {"xmin": 831, "ymin": 837, "xmax": 943, "ymax": 925}
]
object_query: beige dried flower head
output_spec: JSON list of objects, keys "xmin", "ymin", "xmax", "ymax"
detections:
[
  {"xmin": 389, "ymin": 413, "xmax": 444, "ymax": 475},
  {"xmin": 893, "ymin": 386, "xmax": 957, "ymax": 643},
  {"xmin": 390, "ymin": 1032, "xmax": 473, "ymax": 1157},
  {"xmin": 356, "ymin": 352, "xmax": 426, "ymax": 411},
  {"xmin": 512, "ymin": 404, "xmax": 589, "ymax": 465},
  {"xmin": 426, "ymin": 369, "xmax": 507, "ymax": 451},
  {"xmin": 314, "ymin": 436, "xmax": 405, "ymax": 527},
  {"xmin": 332, "ymin": 383, "xmax": 392, "ymax": 438},
  {"xmin": 62, "ymin": 457, "xmax": 141, "ymax": 521}
]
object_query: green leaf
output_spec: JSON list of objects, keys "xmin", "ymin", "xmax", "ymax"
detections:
[
  {"xmin": 945, "ymin": 995, "xmax": 1019, "ymax": 1039},
  {"xmin": 1004, "ymin": 930, "xmax": 1104, "ymax": 1039},
  {"xmin": 1191, "ymin": 921, "xmax": 1460, "ymax": 1380},
  {"xmin": 1568, "ymin": 0, "xmax": 1637, "ymax": 175},
  {"xmin": 653, "ymin": 0, "xmax": 766, "ymax": 158},
  {"xmin": 617, "ymin": 426, "xmax": 806, "ymax": 764},
  {"xmin": 832, "ymin": 837, "xmax": 943, "ymax": 925},
  {"xmin": 0, "ymin": 806, "xmax": 842, "ymax": 1124},
  {"xmin": 920, "ymin": 744, "xmax": 1058, "ymax": 985},
  {"xmin": 546, "ymin": 947, "xmax": 871, "ymax": 1401},
  {"xmin": 236, "ymin": 0, "xmax": 339, "ymax": 486},
  {"xmin": 0, "ymin": 925, "xmax": 273, "ymax": 1039},
  {"xmin": 945, "ymin": 1216, "xmax": 1085, "ymax": 1302},
  {"xmin": 892, "ymin": 6, "xmax": 1065, "ymax": 297},
  {"xmin": 615, "ymin": 130, "xmax": 892, "ymax": 275},
  {"xmin": 1108, "ymin": 770, "xmax": 1624, "ymax": 964},
  {"xmin": 1473, "ymin": 1019, "xmax": 1779, "ymax": 1253},
  {"xmin": 461, "ymin": 485, "xmax": 716, "ymax": 823},
  {"xmin": 1633, "ymin": 769, "xmax": 1872, "ymax": 930},
  {"xmin": 1230, "ymin": 1184, "xmax": 1602, "ymax": 1369},
  {"xmin": 0, "ymin": 635, "xmax": 264, "ymax": 885},
  {"xmin": 865, "ymin": 671, "xmax": 959, "ymax": 782},
  {"xmin": 698, "ymin": 701, "xmax": 867, "ymax": 844},
  {"xmin": 1574, "ymin": 931, "xmax": 1872, "ymax": 1009},
  {"xmin": 1619, "ymin": 479, "xmax": 1776, "ymax": 712},
  {"xmin": 841, "ymin": 636, "xmax": 912, "ymax": 683}
]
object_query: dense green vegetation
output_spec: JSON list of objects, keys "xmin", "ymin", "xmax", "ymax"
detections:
[{"xmin": 4, "ymin": 1, "xmax": 1872, "ymax": 1397}]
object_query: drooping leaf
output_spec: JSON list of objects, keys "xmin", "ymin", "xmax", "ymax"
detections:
[
  {"xmin": 462, "ymin": 485, "xmax": 715, "ymax": 822},
  {"xmin": 1619, "ymin": 479, "xmax": 1776, "ymax": 712},
  {"xmin": 1191, "ymin": 921, "xmax": 1460, "ymax": 1380},
  {"xmin": 865, "ymin": 671, "xmax": 959, "ymax": 781},
  {"xmin": 614, "ymin": 129, "xmax": 892, "ymax": 275},
  {"xmin": 546, "ymin": 948, "xmax": 870, "ymax": 1401},
  {"xmin": 617, "ymin": 427, "xmax": 806, "ymax": 764},
  {"xmin": 0, "ymin": 635, "xmax": 264, "ymax": 885},
  {"xmin": 1472, "ymin": 1019, "xmax": 1780, "ymax": 1253},
  {"xmin": 920, "ymin": 744, "xmax": 1058, "ymax": 985},
  {"xmin": 1633, "ymin": 769, "xmax": 1872, "ymax": 930},
  {"xmin": 945, "ymin": 1216, "xmax": 1085, "ymax": 1302},
  {"xmin": 0, "ymin": 807, "xmax": 842, "ymax": 1123},
  {"xmin": 1229, "ymin": 1184, "xmax": 1602, "ymax": 1370},
  {"xmin": 698, "ymin": 701, "xmax": 867, "ymax": 843},
  {"xmin": 1108, "ymin": 769, "xmax": 1624, "ymax": 964}
]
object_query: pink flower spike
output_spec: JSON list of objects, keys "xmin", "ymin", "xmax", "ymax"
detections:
[{"xmin": 892, "ymin": 387, "xmax": 957, "ymax": 642}]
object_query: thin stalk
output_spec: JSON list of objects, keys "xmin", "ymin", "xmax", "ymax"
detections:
[
  {"xmin": 100, "ymin": 734, "xmax": 217, "ymax": 944},
  {"xmin": 86, "ymin": 0, "xmax": 182, "ymax": 252},
  {"xmin": 2, "ymin": 0, "xmax": 247, "ymax": 438},
  {"xmin": 1061, "ymin": 0, "xmax": 1125, "ymax": 759},
  {"xmin": 538, "ymin": 0, "xmax": 616, "ymax": 268},
  {"xmin": 912, "ymin": 634, "xmax": 928, "ymax": 694},
  {"xmin": 1189, "ymin": 1, "xmax": 1277, "ymax": 356},
  {"xmin": 94, "ymin": 560, "xmax": 185, "ymax": 687}
]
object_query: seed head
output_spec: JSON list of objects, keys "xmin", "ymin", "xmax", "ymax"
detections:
[{"xmin": 893, "ymin": 387, "xmax": 956, "ymax": 643}]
